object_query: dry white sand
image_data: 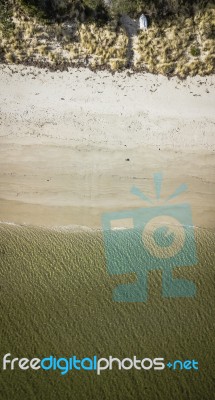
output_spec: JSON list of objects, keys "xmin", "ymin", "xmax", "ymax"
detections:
[{"xmin": 0, "ymin": 64, "xmax": 214, "ymax": 228}]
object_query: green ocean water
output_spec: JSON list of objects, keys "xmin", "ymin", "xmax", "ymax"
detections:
[{"xmin": 0, "ymin": 223, "xmax": 214, "ymax": 400}]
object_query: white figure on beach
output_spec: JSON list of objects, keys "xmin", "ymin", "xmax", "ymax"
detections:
[{"xmin": 139, "ymin": 14, "xmax": 148, "ymax": 30}]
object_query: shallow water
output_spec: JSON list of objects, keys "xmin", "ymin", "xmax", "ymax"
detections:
[{"xmin": 0, "ymin": 223, "xmax": 214, "ymax": 399}]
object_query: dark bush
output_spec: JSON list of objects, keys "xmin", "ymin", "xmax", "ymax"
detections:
[
  {"xmin": 17, "ymin": 0, "xmax": 211, "ymax": 21},
  {"xmin": 190, "ymin": 46, "xmax": 201, "ymax": 56},
  {"xmin": 111, "ymin": 0, "xmax": 210, "ymax": 18},
  {"xmin": 19, "ymin": 0, "xmax": 108, "ymax": 20}
]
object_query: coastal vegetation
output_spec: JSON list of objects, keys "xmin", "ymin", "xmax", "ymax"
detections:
[
  {"xmin": 0, "ymin": 0, "xmax": 214, "ymax": 76},
  {"xmin": 134, "ymin": 5, "xmax": 215, "ymax": 77}
]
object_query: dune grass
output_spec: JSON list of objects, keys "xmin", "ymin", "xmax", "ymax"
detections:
[{"xmin": 0, "ymin": 0, "xmax": 214, "ymax": 76}]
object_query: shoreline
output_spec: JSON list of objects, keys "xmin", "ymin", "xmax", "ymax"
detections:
[{"xmin": 0, "ymin": 220, "xmax": 214, "ymax": 233}]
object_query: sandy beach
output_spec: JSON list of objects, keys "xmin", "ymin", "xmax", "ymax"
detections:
[
  {"xmin": 0, "ymin": 64, "xmax": 214, "ymax": 229},
  {"xmin": 0, "ymin": 63, "xmax": 215, "ymax": 400}
]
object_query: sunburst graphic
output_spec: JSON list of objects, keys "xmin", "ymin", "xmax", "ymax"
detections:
[{"xmin": 131, "ymin": 172, "xmax": 188, "ymax": 205}]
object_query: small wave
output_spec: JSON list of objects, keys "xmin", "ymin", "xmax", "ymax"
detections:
[
  {"xmin": 0, "ymin": 220, "xmax": 100, "ymax": 233},
  {"xmin": 0, "ymin": 220, "xmax": 213, "ymax": 233},
  {"xmin": 0, "ymin": 221, "xmax": 20, "ymax": 226}
]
